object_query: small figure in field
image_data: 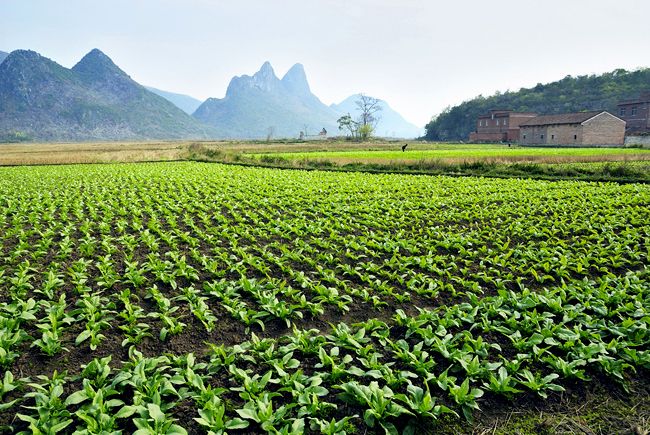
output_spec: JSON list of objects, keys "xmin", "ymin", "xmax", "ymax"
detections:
[{"xmin": 402, "ymin": 143, "xmax": 408, "ymax": 152}]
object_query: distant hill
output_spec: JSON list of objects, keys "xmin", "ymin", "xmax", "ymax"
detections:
[
  {"xmin": 0, "ymin": 51, "xmax": 8, "ymax": 65},
  {"xmin": 146, "ymin": 86, "xmax": 203, "ymax": 115},
  {"xmin": 424, "ymin": 68, "xmax": 650, "ymax": 141},
  {"xmin": 331, "ymin": 94, "xmax": 423, "ymax": 138},
  {"xmin": 193, "ymin": 62, "xmax": 339, "ymax": 139},
  {"xmin": 0, "ymin": 48, "xmax": 217, "ymax": 141}
]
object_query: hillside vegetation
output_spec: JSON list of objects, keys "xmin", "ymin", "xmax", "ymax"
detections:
[
  {"xmin": 0, "ymin": 49, "xmax": 216, "ymax": 141},
  {"xmin": 424, "ymin": 68, "xmax": 650, "ymax": 141}
]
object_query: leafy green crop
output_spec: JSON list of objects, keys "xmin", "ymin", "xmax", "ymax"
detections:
[{"xmin": 0, "ymin": 161, "xmax": 647, "ymax": 433}]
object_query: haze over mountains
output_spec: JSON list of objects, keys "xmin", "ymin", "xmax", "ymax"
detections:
[
  {"xmin": 146, "ymin": 86, "xmax": 202, "ymax": 115},
  {"xmin": 0, "ymin": 49, "xmax": 216, "ymax": 141},
  {"xmin": 173, "ymin": 62, "xmax": 423, "ymax": 139},
  {"xmin": 330, "ymin": 94, "xmax": 423, "ymax": 138},
  {"xmin": 3, "ymin": 47, "xmax": 647, "ymax": 144},
  {"xmin": 0, "ymin": 47, "xmax": 422, "ymax": 141},
  {"xmin": 193, "ymin": 62, "xmax": 341, "ymax": 139}
]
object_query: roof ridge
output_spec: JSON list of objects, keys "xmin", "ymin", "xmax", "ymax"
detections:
[{"xmin": 519, "ymin": 111, "xmax": 607, "ymax": 127}]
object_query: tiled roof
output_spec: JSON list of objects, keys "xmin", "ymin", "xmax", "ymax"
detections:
[
  {"xmin": 519, "ymin": 111, "xmax": 603, "ymax": 127},
  {"xmin": 478, "ymin": 111, "xmax": 538, "ymax": 119}
]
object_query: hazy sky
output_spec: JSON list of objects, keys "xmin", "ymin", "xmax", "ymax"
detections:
[{"xmin": 2, "ymin": 0, "xmax": 649, "ymax": 126}]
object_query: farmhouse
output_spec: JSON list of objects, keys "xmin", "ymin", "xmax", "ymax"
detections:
[
  {"xmin": 518, "ymin": 111, "xmax": 625, "ymax": 146},
  {"xmin": 617, "ymin": 92, "xmax": 650, "ymax": 134},
  {"xmin": 469, "ymin": 110, "xmax": 538, "ymax": 142}
]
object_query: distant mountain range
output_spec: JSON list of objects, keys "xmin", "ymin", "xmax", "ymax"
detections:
[
  {"xmin": 191, "ymin": 62, "xmax": 422, "ymax": 139},
  {"xmin": 145, "ymin": 86, "xmax": 202, "ymax": 115},
  {"xmin": 0, "ymin": 48, "xmax": 421, "ymax": 141},
  {"xmin": 0, "ymin": 49, "xmax": 216, "ymax": 141},
  {"xmin": 424, "ymin": 68, "xmax": 650, "ymax": 141},
  {"xmin": 193, "ymin": 62, "xmax": 340, "ymax": 139},
  {"xmin": 331, "ymin": 94, "xmax": 423, "ymax": 138}
]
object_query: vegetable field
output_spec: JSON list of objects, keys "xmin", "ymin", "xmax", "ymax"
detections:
[
  {"xmin": 249, "ymin": 146, "xmax": 650, "ymax": 162},
  {"xmin": 0, "ymin": 162, "xmax": 648, "ymax": 434}
]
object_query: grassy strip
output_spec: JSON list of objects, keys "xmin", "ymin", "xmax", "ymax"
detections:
[
  {"xmin": 434, "ymin": 374, "xmax": 650, "ymax": 435},
  {"xmin": 188, "ymin": 144, "xmax": 650, "ymax": 184},
  {"xmin": 255, "ymin": 147, "xmax": 650, "ymax": 161}
]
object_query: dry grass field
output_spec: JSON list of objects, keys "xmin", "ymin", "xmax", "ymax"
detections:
[
  {"xmin": 2, "ymin": 140, "xmax": 649, "ymax": 166},
  {"xmin": 0, "ymin": 142, "xmax": 189, "ymax": 166}
]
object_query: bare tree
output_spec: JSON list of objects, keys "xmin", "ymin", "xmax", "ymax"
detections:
[
  {"xmin": 355, "ymin": 94, "xmax": 382, "ymax": 129},
  {"xmin": 338, "ymin": 95, "xmax": 383, "ymax": 141}
]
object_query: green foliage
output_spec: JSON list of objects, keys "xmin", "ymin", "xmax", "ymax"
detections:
[
  {"xmin": 0, "ymin": 49, "xmax": 216, "ymax": 141},
  {"xmin": 424, "ymin": 67, "xmax": 650, "ymax": 140},
  {"xmin": 0, "ymin": 162, "xmax": 648, "ymax": 434},
  {"xmin": 358, "ymin": 123, "xmax": 373, "ymax": 140},
  {"xmin": 337, "ymin": 113, "xmax": 360, "ymax": 139}
]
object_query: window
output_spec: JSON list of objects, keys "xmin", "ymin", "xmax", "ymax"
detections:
[
  {"xmin": 632, "ymin": 107, "xmax": 638, "ymax": 116},
  {"xmin": 540, "ymin": 134, "xmax": 544, "ymax": 140},
  {"xmin": 620, "ymin": 107, "xmax": 627, "ymax": 116},
  {"xmin": 504, "ymin": 119, "xmax": 508, "ymax": 126},
  {"xmin": 496, "ymin": 119, "xmax": 500, "ymax": 126},
  {"xmin": 574, "ymin": 135, "xmax": 577, "ymax": 140},
  {"xmin": 523, "ymin": 134, "xmax": 527, "ymax": 139},
  {"xmin": 551, "ymin": 134, "xmax": 555, "ymax": 140}
]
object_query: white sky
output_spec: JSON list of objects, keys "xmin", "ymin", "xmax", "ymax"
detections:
[{"xmin": 2, "ymin": 0, "xmax": 649, "ymax": 126}]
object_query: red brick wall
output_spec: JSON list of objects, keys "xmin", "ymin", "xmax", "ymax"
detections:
[
  {"xmin": 471, "ymin": 112, "xmax": 537, "ymax": 142},
  {"xmin": 508, "ymin": 114, "xmax": 538, "ymax": 128},
  {"xmin": 617, "ymin": 102, "xmax": 650, "ymax": 133},
  {"xmin": 476, "ymin": 117, "xmax": 509, "ymax": 134},
  {"xmin": 470, "ymin": 131, "xmax": 507, "ymax": 142}
]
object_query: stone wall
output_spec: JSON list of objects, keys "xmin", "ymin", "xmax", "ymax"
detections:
[
  {"xmin": 625, "ymin": 135, "xmax": 650, "ymax": 147},
  {"xmin": 546, "ymin": 124, "xmax": 582, "ymax": 145},
  {"xmin": 519, "ymin": 113, "xmax": 626, "ymax": 146},
  {"xmin": 520, "ymin": 124, "xmax": 585, "ymax": 146},
  {"xmin": 582, "ymin": 113, "xmax": 625, "ymax": 146},
  {"xmin": 519, "ymin": 125, "xmax": 548, "ymax": 145}
]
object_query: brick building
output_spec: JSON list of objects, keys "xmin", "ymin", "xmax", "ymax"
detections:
[
  {"xmin": 617, "ymin": 92, "xmax": 650, "ymax": 134},
  {"xmin": 518, "ymin": 111, "xmax": 625, "ymax": 146},
  {"xmin": 469, "ymin": 110, "xmax": 538, "ymax": 142}
]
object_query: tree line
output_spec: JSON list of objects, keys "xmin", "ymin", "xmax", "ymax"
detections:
[{"xmin": 424, "ymin": 68, "xmax": 650, "ymax": 141}]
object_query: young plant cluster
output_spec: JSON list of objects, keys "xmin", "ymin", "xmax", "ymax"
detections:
[{"xmin": 0, "ymin": 162, "xmax": 647, "ymax": 433}]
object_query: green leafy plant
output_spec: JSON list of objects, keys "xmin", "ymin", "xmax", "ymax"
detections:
[
  {"xmin": 337, "ymin": 381, "xmax": 412, "ymax": 434},
  {"xmin": 447, "ymin": 379, "xmax": 484, "ymax": 422},
  {"xmin": 516, "ymin": 369, "xmax": 565, "ymax": 399},
  {"xmin": 194, "ymin": 394, "xmax": 249, "ymax": 434}
]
